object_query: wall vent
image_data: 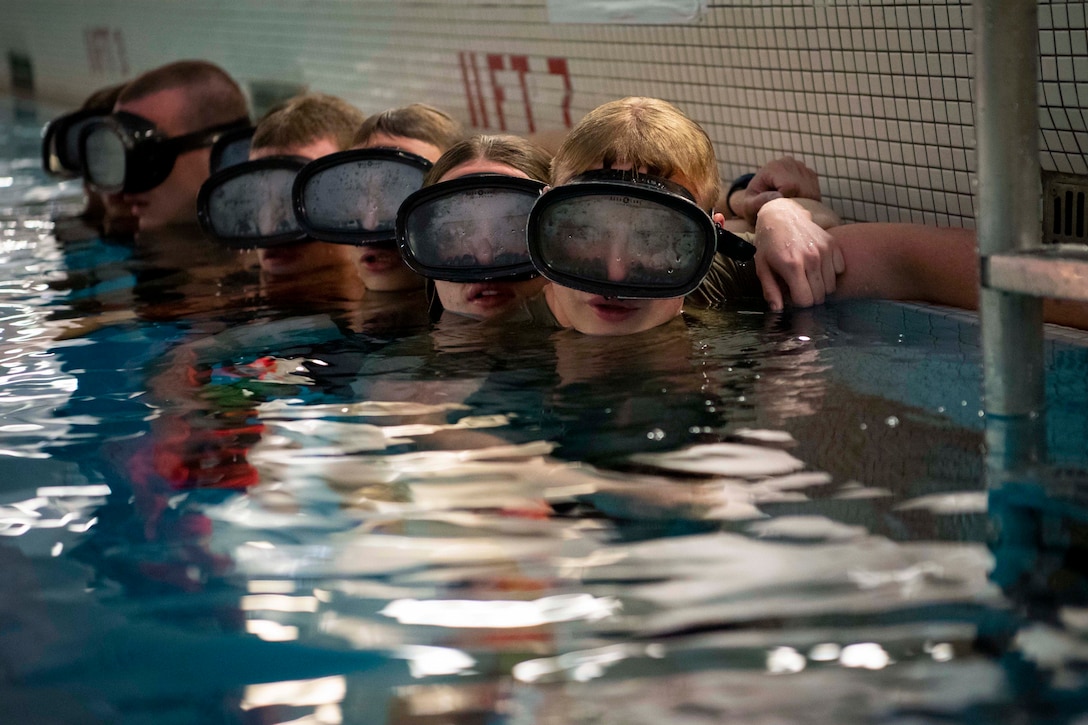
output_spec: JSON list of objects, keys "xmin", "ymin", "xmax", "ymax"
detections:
[{"xmin": 1043, "ymin": 172, "xmax": 1088, "ymax": 245}]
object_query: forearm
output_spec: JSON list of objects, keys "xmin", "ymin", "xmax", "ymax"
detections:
[{"xmin": 832, "ymin": 223, "xmax": 979, "ymax": 309}]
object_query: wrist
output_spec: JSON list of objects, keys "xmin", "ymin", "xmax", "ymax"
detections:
[{"xmin": 725, "ymin": 173, "xmax": 755, "ymax": 217}]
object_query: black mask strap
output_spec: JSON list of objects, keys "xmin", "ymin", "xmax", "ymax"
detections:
[
  {"xmin": 570, "ymin": 169, "xmax": 698, "ymax": 202},
  {"xmin": 716, "ymin": 228, "xmax": 757, "ymax": 261},
  {"xmin": 161, "ymin": 117, "xmax": 251, "ymax": 156}
]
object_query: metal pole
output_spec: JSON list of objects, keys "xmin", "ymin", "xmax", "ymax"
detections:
[{"xmin": 975, "ymin": 0, "xmax": 1046, "ymax": 469}]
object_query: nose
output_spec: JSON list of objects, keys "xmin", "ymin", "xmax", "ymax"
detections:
[
  {"xmin": 472, "ymin": 225, "xmax": 495, "ymax": 264},
  {"xmin": 607, "ymin": 254, "xmax": 628, "ymax": 282},
  {"xmin": 362, "ymin": 201, "xmax": 381, "ymax": 231}
]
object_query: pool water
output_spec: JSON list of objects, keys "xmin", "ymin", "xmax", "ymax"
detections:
[{"xmin": 3, "ymin": 95, "xmax": 1088, "ymax": 724}]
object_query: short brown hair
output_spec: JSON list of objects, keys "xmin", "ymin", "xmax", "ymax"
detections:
[
  {"xmin": 251, "ymin": 93, "xmax": 366, "ymax": 152},
  {"xmin": 117, "ymin": 60, "xmax": 248, "ymax": 133},
  {"xmin": 80, "ymin": 82, "xmax": 127, "ymax": 113},
  {"xmin": 424, "ymin": 134, "xmax": 552, "ymax": 186},
  {"xmin": 551, "ymin": 97, "xmax": 720, "ymax": 210},
  {"xmin": 351, "ymin": 103, "xmax": 463, "ymax": 152}
]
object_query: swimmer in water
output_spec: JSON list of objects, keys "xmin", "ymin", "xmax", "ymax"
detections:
[
  {"xmin": 79, "ymin": 60, "xmax": 250, "ymax": 234},
  {"xmin": 245, "ymin": 93, "xmax": 366, "ymax": 289},
  {"xmin": 514, "ymin": 97, "xmax": 1088, "ymax": 335},
  {"xmin": 344, "ymin": 104, "xmax": 464, "ymax": 292},
  {"xmin": 43, "ymin": 82, "xmax": 140, "ymax": 240},
  {"xmin": 395, "ymin": 134, "xmax": 553, "ymax": 320}
]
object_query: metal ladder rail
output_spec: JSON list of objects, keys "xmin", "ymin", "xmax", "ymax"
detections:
[{"xmin": 975, "ymin": 0, "xmax": 1061, "ymax": 470}]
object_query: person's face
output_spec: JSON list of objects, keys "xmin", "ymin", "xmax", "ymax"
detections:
[
  {"xmin": 98, "ymin": 189, "xmax": 139, "ymax": 237},
  {"xmin": 117, "ymin": 87, "xmax": 213, "ymax": 233},
  {"xmin": 543, "ymin": 161, "xmax": 690, "ymax": 336},
  {"xmin": 252, "ymin": 139, "xmax": 359, "ymax": 279},
  {"xmin": 545, "ymin": 286, "xmax": 684, "ymax": 337},
  {"xmin": 348, "ymin": 133, "xmax": 435, "ymax": 292},
  {"xmin": 431, "ymin": 159, "xmax": 546, "ymax": 319}
]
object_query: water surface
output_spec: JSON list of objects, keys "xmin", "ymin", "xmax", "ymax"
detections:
[{"xmin": 3, "ymin": 96, "xmax": 1088, "ymax": 724}]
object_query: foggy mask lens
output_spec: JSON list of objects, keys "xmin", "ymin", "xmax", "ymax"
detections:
[
  {"xmin": 397, "ymin": 175, "xmax": 544, "ymax": 281},
  {"xmin": 197, "ymin": 156, "xmax": 308, "ymax": 248},
  {"xmin": 527, "ymin": 174, "xmax": 720, "ymax": 298},
  {"xmin": 293, "ymin": 149, "xmax": 431, "ymax": 245},
  {"xmin": 81, "ymin": 123, "xmax": 128, "ymax": 193}
]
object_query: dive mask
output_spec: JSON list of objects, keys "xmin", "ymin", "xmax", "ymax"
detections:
[
  {"xmin": 41, "ymin": 108, "xmax": 107, "ymax": 179},
  {"xmin": 79, "ymin": 111, "xmax": 250, "ymax": 194},
  {"xmin": 209, "ymin": 126, "xmax": 257, "ymax": 174},
  {"xmin": 292, "ymin": 148, "xmax": 432, "ymax": 245},
  {"xmin": 197, "ymin": 155, "xmax": 309, "ymax": 249},
  {"xmin": 396, "ymin": 174, "xmax": 545, "ymax": 282},
  {"xmin": 526, "ymin": 170, "xmax": 756, "ymax": 298}
]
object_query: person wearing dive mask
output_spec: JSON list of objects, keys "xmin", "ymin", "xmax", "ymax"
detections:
[
  {"xmin": 197, "ymin": 92, "xmax": 367, "ymax": 296},
  {"xmin": 396, "ymin": 134, "xmax": 552, "ymax": 320},
  {"xmin": 528, "ymin": 97, "xmax": 1088, "ymax": 335},
  {"xmin": 42, "ymin": 81, "xmax": 140, "ymax": 240},
  {"xmin": 511, "ymin": 97, "xmax": 769, "ymax": 336},
  {"xmin": 335, "ymin": 104, "xmax": 464, "ymax": 292},
  {"xmin": 78, "ymin": 60, "xmax": 250, "ymax": 233}
]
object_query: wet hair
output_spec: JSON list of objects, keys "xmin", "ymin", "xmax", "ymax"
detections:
[
  {"xmin": 424, "ymin": 134, "xmax": 552, "ymax": 186},
  {"xmin": 351, "ymin": 103, "xmax": 464, "ymax": 153},
  {"xmin": 251, "ymin": 93, "xmax": 366, "ymax": 153},
  {"xmin": 116, "ymin": 60, "xmax": 249, "ymax": 133},
  {"xmin": 551, "ymin": 97, "xmax": 721, "ymax": 210}
]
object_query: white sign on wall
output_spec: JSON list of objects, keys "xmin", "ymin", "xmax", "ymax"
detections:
[{"xmin": 547, "ymin": 0, "xmax": 707, "ymax": 25}]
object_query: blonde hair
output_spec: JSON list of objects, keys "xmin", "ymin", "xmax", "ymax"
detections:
[
  {"xmin": 351, "ymin": 103, "xmax": 463, "ymax": 152},
  {"xmin": 252, "ymin": 93, "xmax": 365, "ymax": 152},
  {"xmin": 424, "ymin": 134, "xmax": 552, "ymax": 186},
  {"xmin": 551, "ymin": 97, "xmax": 720, "ymax": 210}
]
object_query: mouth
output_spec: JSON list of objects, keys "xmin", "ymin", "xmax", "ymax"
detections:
[
  {"xmin": 464, "ymin": 283, "xmax": 516, "ymax": 310},
  {"xmin": 588, "ymin": 295, "xmax": 641, "ymax": 321},
  {"xmin": 359, "ymin": 247, "xmax": 401, "ymax": 273}
]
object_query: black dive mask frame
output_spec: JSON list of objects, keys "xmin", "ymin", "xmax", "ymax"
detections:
[
  {"xmin": 526, "ymin": 169, "xmax": 756, "ymax": 299},
  {"xmin": 80, "ymin": 111, "xmax": 251, "ymax": 194},
  {"xmin": 196, "ymin": 155, "xmax": 311, "ymax": 249},
  {"xmin": 292, "ymin": 147, "xmax": 433, "ymax": 246},
  {"xmin": 41, "ymin": 108, "xmax": 107, "ymax": 179},
  {"xmin": 396, "ymin": 173, "xmax": 546, "ymax": 283}
]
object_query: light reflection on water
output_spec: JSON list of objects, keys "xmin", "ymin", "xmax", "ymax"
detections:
[{"xmin": 1, "ymin": 96, "xmax": 1088, "ymax": 724}]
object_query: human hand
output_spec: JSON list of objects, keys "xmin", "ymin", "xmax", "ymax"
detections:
[
  {"xmin": 753, "ymin": 198, "xmax": 845, "ymax": 310},
  {"xmin": 732, "ymin": 157, "xmax": 822, "ymax": 226}
]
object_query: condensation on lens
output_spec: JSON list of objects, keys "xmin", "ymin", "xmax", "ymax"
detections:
[{"xmin": 84, "ymin": 127, "xmax": 126, "ymax": 188}]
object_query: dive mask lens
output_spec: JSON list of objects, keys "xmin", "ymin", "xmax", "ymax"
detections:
[
  {"xmin": 527, "ymin": 173, "xmax": 718, "ymax": 299},
  {"xmin": 80, "ymin": 121, "xmax": 129, "ymax": 194},
  {"xmin": 293, "ymin": 148, "xmax": 431, "ymax": 245},
  {"xmin": 197, "ymin": 156, "xmax": 308, "ymax": 249},
  {"xmin": 210, "ymin": 126, "xmax": 256, "ymax": 173},
  {"xmin": 397, "ymin": 175, "xmax": 544, "ymax": 282}
]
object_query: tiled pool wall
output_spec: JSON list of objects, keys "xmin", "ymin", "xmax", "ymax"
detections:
[{"xmin": 1, "ymin": 1, "xmax": 1085, "ymax": 229}]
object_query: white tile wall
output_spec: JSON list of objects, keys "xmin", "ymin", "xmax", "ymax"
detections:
[{"xmin": 1, "ymin": 0, "xmax": 1085, "ymax": 230}]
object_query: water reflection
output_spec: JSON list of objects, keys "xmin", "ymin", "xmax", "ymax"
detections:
[{"xmin": 5, "ymin": 96, "xmax": 1088, "ymax": 723}]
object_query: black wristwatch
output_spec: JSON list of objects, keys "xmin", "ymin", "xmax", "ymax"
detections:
[{"xmin": 725, "ymin": 172, "xmax": 755, "ymax": 216}]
